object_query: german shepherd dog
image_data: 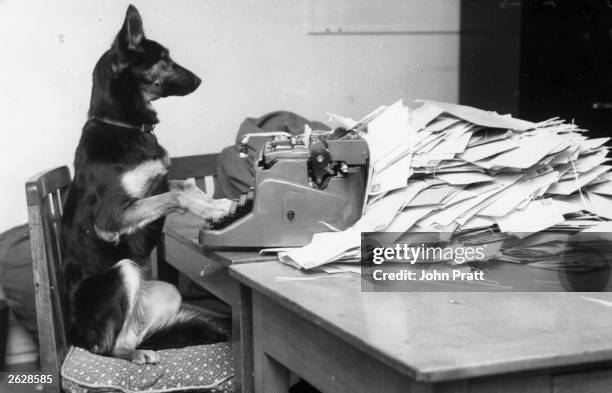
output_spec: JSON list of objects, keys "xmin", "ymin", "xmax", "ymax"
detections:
[{"xmin": 61, "ymin": 5, "xmax": 231, "ymax": 364}]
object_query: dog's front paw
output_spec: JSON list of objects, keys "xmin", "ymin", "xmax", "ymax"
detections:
[
  {"xmin": 131, "ymin": 349, "xmax": 159, "ymax": 365},
  {"xmin": 179, "ymin": 196, "xmax": 232, "ymax": 221},
  {"xmin": 212, "ymin": 198, "xmax": 234, "ymax": 210}
]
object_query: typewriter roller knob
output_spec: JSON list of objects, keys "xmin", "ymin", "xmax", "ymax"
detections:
[{"xmin": 309, "ymin": 142, "xmax": 332, "ymax": 187}]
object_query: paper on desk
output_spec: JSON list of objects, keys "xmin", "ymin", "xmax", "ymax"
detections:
[
  {"xmin": 580, "ymin": 137, "xmax": 610, "ymax": 152},
  {"xmin": 418, "ymin": 183, "xmax": 503, "ymax": 228},
  {"xmin": 585, "ymin": 192, "xmax": 612, "ymax": 219},
  {"xmin": 426, "ymin": 123, "xmax": 473, "ymax": 156},
  {"xmin": 358, "ymin": 105, "xmax": 388, "ymax": 126},
  {"xmin": 326, "ymin": 112, "xmax": 358, "ymax": 129},
  {"xmin": 409, "ymin": 103, "xmax": 444, "ymax": 130},
  {"xmin": 385, "ymin": 205, "xmax": 438, "ymax": 233},
  {"xmin": 409, "ymin": 184, "xmax": 460, "ymax": 206},
  {"xmin": 496, "ymin": 199, "xmax": 583, "ymax": 233},
  {"xmin": 478, "ymin": 171, "xmax": 560, "ymax": 217},
  {"xmin": 479, "ymin": 133, "xmax": 567, "ymax": 169},
  {"xmin": 278, "ymin": 229, "xmax": 361, "ymax": 270},
  {"xmin": 459, "ymin": 135, "xmax": 520, "ymax": 163},
  {"xmin": 588, "ymin": 180, "xmax": 612, "ymax": 196},
  {"xmin": 573, "ymin": 150, "xmax": 609, "ymax": 173},
  {"xmin": 363, "ymin": 100, "xmax": 415, "ymax": 165},
  {"xmin": 547, "ymin": 165, "xmax": 611, "ymax": 195},
  {"xmin": 369, "ymin": 152, "xmax": 413, "ymax": 194},
  {"xmin": 581, "ymin": 220, "xmax": 612, "ymax": 233},
  {"xmin": 436, "ymin": 171, "xmax": 494, "ymax": 185},
  {"xmin": 358, "ymin": 182, "xmax": 428, "ymax": 232},
  {"xmin": 280, "ymin": 99, "xmax": 612, "ymax": 270},
  {"xmin": 422, "ymin": 116, "xmax": 461, "ymax": 133},
  {"xmin": 460, "ymin": 215, "xmax": 495, "ymax": 230},
  {"xmin": 416, "ymin": 99, "xmax": 537, "ymax": 131},
  {"xmin": 467, "ymin": 129, "xmax": 513, "ymax": 147}
]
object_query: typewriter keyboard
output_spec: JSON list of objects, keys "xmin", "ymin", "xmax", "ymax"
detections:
[{"xmin": 204, "ymin": 190, "xmax": 254, "ymax": 230}]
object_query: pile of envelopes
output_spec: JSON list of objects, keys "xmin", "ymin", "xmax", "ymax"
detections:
[{"xmin": 277, "ymin": 99, "xmax": 612, "ymax": 270}]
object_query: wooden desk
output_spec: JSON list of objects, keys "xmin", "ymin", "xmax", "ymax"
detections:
[
  {"xmin": 162, "ymin": 213, "xmax": 276, "ymax": 393},
  {"xmin": 230, "ymin": 261, "xmax": 612, "ymax": 393}
]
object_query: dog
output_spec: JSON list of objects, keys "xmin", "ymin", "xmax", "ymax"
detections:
[{"xmin": 61, "ymin": 5, "xmax": 232, "ymax": 364}]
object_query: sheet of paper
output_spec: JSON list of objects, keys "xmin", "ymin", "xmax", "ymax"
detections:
[
  {"xmin": 426, "ymin": 123, "xmax": 473, "ymax": 156},
  {"xmin": 496, "ymin": 199, "xmax": 581, "ymax": 233},
  {"xmin": 278, "ymin": 229, "xmax": 361, "ymax": 270},
  {"xmin": 459, "ymin": 135, "xmax": 520, "ymax": 162},
  {"xmin": 467, "ymin": 129, "xmax": 513, "ymax": 147},
  {"xmin": 580, "ymin": 137, "xmax": 610, "ymax": 152},
  {"xmin": 432, "ymin": 174, "xmax": 523, "ymax": 226},
  {"xmin": 358, "ymin": 105, "xmax": 388, "ymax": 126},
  {"xmin": 416, "ymin": 99, "xmax": 537, "ymax": 131},
  {"xmin": 586, "ymin": 192, "xmax": 612, "ymax": 219},
  {"xmin": 482, "ymin": 133, "xmax": 567, "ymax": 169},
  {"xmin": 588, "ymin": 180, "xmax": 612, "ymax": 196},
  {"xmin": 411, "ymin": 153, "xmax": 456, "ymax": 168},
  {"xmin": 418, "ymin": 183, "xmax": 503, "ymax": 228},
  {"xmin": 547, "ymin": 165, "xmax": 611, "ymax": 195},
  {"xmin": 364, "ymin": 100, "xmax": 416, "ymax": 164},
  {"xmin": 409, "ymin": 103, "xmax": 445, "ymax": 130},
  {"xmin": 409, "ymin": 184, "xmax": 460, "ymax": 206},
  {"xmin": 573, "ymin": 150, "xmax": 609, "ymax": 173},
  {"xmin": 436, "ymin": 171, "xmax": 494, "ymax": 185},
  {"xmin": 460, "ymin": 215, "xmax": 495, "ymax": 229},
  {"xmin": 439, "ymin": 187, "xmax": 479, "ymax": 208},
  {"xmin": 369, "ymin": 153, "xmax": 412, "ymax": 195},
  {"xmin": 422, "ymin": 116, "xmax": 462, "ymax": 133},
  {"xmin": 385, "ymin": 205, "xmax": 438, "ymax": 233},
  {"xmin": 326, "ymin": 112, "xmax": 358, "ymax": 129},
  {"xmin": 359, "ymin": 181, "xmax": 428, "ymax": 232},
  {"xmin": 582, "ymin": 220, "xmax": 612, "ymax": 233},
  {"xmin": 373, "ymin": 142, "xmax": 413, "ymax": 173},
  {"xmin": 478, "ymin": 171, "xmax": 559, "ymax": 217}
]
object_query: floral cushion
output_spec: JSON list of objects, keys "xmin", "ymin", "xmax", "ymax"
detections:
[{"xmin": 61, "ymin": 343, "xmax": 234, "ymax": 393}]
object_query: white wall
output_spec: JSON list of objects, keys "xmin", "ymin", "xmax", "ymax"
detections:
[{"xmin": 0, "ymin": 0, "xmax": 459, "ymax": 233}]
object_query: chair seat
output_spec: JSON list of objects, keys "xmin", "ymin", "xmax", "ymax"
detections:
[{"xmin": 61, "ymin": 342, "xmax": 234, "ymax": 393}]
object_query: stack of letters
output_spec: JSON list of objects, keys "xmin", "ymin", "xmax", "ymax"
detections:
[{"xmin": 277, "ymin": 100, "xmax": 612, "ymax": 270}]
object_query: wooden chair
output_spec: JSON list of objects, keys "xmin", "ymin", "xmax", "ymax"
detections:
[
  {"xmin": 25, "ymin": 166, "xmax": 71, "ymax": 393},
  {"xmin": 24, "ymin": 155, "xmax": 220, "ymax": 393}
]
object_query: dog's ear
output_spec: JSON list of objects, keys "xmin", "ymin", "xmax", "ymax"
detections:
[
  {"xmin": 112, "ymin": 5, "xmax": 145, "ymax": 71},
  {"xmin": 121, "ymin": 5, "xmax": 144, "ymax": 51}
]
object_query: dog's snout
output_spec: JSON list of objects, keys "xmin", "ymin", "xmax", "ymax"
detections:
[{"xmin": 194, "ymin": 75, "xmax": 202, "ymax": 89}]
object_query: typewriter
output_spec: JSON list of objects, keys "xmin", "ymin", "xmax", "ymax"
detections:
[{"xmin": 199, "ymin": 128, "xmax": 369, "ymax": 249}]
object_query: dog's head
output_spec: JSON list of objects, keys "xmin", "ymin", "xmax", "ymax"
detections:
[{"xmin": 110, "ymin": 5, "xmax": 201, "ymax": 100}]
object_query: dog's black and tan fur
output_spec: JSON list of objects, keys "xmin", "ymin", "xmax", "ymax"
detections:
[{"xmin": 61, "ymin": 5, "xmax": 231, "ymax": 364}]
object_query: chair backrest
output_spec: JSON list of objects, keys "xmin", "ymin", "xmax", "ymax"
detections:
[
  {"xmin": 168, "ymin": 153, "xmax": 219, "ymax": 192},
  {"xmin": 25, "ymin": 166, "xmax": 71, "ymax": 393}
]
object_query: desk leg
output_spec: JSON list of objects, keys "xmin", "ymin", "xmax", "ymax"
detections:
[
  {"xmin": 252, "ymin": 292, "xmax": 290, "ymax": 393},
  {"xmin": 233, "ymin": 282, "xmax": 255, "ymax": 393}
]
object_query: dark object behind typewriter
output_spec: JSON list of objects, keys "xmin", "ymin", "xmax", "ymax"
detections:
[{"xmin": 200, "ymin": 130, "xmax": 369, "ymax": 249}]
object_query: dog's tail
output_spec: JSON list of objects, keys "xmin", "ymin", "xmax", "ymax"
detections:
[{"xmin": 137, "ymin": 308, "xmax": 229, "ymax": 350}]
